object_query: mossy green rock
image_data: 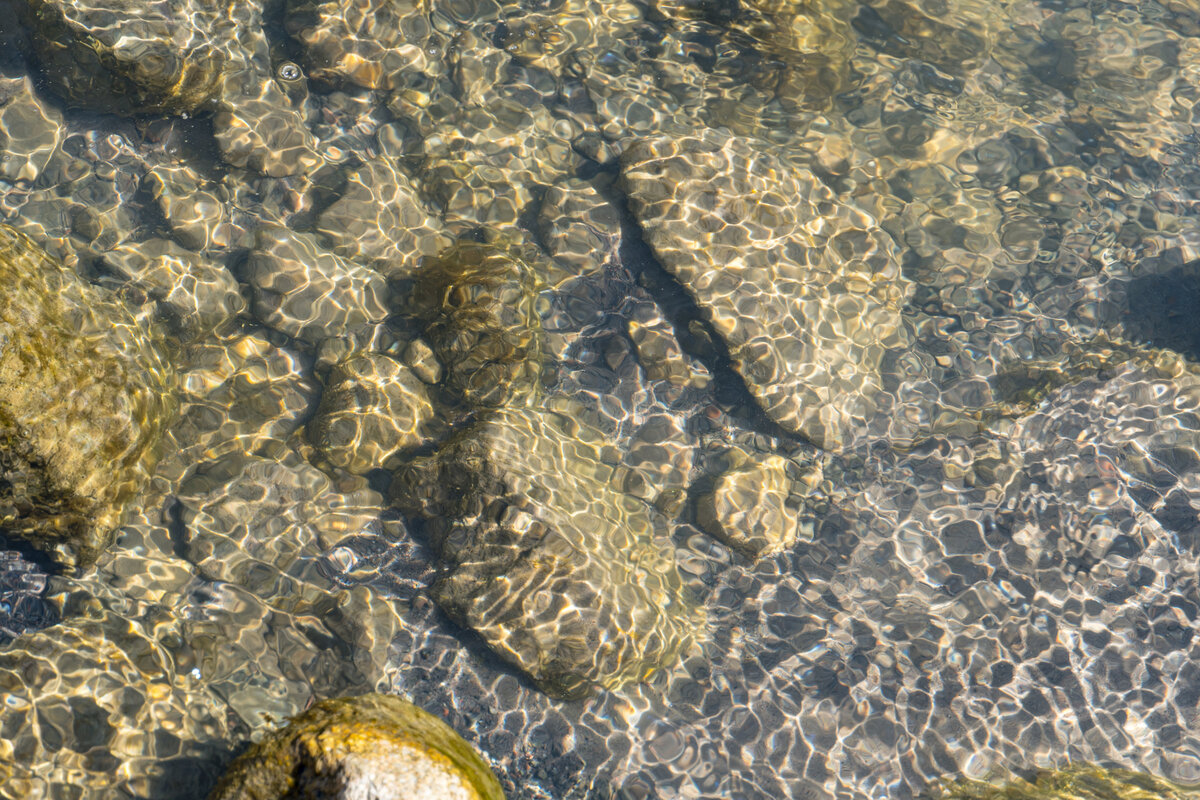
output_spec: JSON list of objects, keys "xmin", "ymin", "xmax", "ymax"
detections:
[
  {"xmin": 0, "ymin": 225, "xmax": 175, "ymax": 569},
  {"xmin": 208, "ymin": 693, "xmax": 505, "ymax": 800},
  {"xmin": 411, "ymin": 242, "xmax": 543, "ymax": 411},
  {"xmin": 930, "ymin": 764, "xmax": 1196, "ymax": 800}
]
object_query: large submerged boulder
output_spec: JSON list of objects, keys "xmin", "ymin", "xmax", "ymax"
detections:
[
  {"xmin": 391, "ymin": 402, "xmax": 702, "ymax": 698},
  {"xmin": 620, "ymin": 128, "xmax": 912, "ymax": 451},
  {"xmin": 208, "ymin": 693, "xmax": 504, "ymax": 800},
  {"xmin": 0, "ymin": 225, "xmax": 175, "ymax": 569}
]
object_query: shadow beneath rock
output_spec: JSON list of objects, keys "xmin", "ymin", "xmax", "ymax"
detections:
[
  {"xmin": 1125, "ymin": 263, "xmax": 1200, "ymax": 360},
  {"xmin": 0, "ymin": 533, "xmax": 59, "ymax": 644}
]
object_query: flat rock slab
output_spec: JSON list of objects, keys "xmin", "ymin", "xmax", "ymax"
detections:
[
  {"xmin": 392, "ymin": 402, "xmax": 702, "ymax": 698},
  {"xmin": 620, "ymin": 128, "xmax": 912, "ymax": 451}
]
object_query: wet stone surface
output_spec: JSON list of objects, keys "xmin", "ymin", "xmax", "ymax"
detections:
[
  {"xmin": 621, "ymin": 128, "xmax": 912, "ymax": 451},
  {"xmin": 1, "ymin": 0, "xmax": 1200, "ymax": 798},
  {"xmin": 392, "ymin": 401, "xmax": 703, "ymax": 699}
]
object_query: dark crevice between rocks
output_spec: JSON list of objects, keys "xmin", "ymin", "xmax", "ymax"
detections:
[
  {"xmin": 0, "ymin": 531, "xmax": 59, "ymax": 644},
  {"xmin": 585, "ymin": 160, "xmax": 806, "ymax": 445},
  {"xmin": 164, "ymin": 495, "xmax": 190, "ymax": 561},
  {"xmin": 1124, "ymin": 262, "xmax": 1200, "ymax": 361}
]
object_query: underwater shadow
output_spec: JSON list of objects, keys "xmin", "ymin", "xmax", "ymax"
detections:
[{"xmin": 1124, "ymin": 262, "xmax": 1200, "ymax": 361}]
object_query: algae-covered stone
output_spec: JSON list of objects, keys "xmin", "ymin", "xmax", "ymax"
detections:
[
  {"xmin": 15, "ymin": 0, "xmax": 228, "ymax": 114},
  {"xmin": 209, "ymin": 693, "xmax": 504, "ymax": 800},
  {"xmin": 392, "ymin": 402, "xmax": 702, "ymax": 698},
  {"xmin": 696, "ymin": 452, "xmax": 819, "ymax": 560},
  {"xmin": 308, "ymin": 354, "xmax": 435, "ymax": 475},
  {"xmin": 930, "ymin": 763, "xmax": 1192, "ymax": 800},
  {"xmin": 411, "ymin": 242, "xmax": 544, "ymax": 411},
  {"xmin": 0, "ymin": 225, "xmax": 175, "ymax": 569},
  {"xmin": 620, "ymin": 128, "xmax": 911, "ymax": 451}
]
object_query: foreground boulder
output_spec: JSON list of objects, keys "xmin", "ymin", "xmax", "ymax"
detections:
[
  {"xmin": 208, "ymin": 693, "xmax": 504, "ymax": 800},
  {"xmin": 0, "ymin": 225, "xmax": 175, "ymax": 569},
  {"xmin": 392, "ymin": 402, "xmax": 702, "ymax": 698},
  {"xmin": 620, "ymin": 129, "xmax": 911, "ymax": 451}
]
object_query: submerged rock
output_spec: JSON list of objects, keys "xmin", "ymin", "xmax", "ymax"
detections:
[
  {"xmin": 15, "ymin": 0, "xmax": 318, "ymax": 175},
  {"xmin": 930, "ymin": 763, "xmax": 1191, "ymax": 800},
  {"xmin": 391, "ymin": 402, "xmax": 702, "ymax": 698},
  {"xmin": 209, "ymin": 693, "xmax": 504, "ymax": 800},
  {"xmin": 0, "ymin": 75, "xmax": 62, "ymax": 185},
  {"xmin": 0, "ymin": 545, "xmax": 53, "ymax": 641},
  {"xmin": 696, "ymin": 451, "xmax": 820, "ymax": 560},
  {"xmin": 283, "ymin": 0, "xmax": 450, "ymax": 91},
  {"xmin": 651, "ymin": 0, "xmax": 858, "ymax": 111},
  {"xmin": 411, "ymin": 242, "xmax": 544, "ymax": 412},
  {"xmin": 0, "ymin": 225, "xmax": 175, "ymax": 569},
  {"xmin": 620, "ymin": 128, "xmax": 911, "ymax": 451},
  {"xmin": 412, "ymin": 88, "xmax": 586, "ymax": 230},
  {"xmin": 14, "ymin": 0, "xmax": 227, "ymax": 114},
  {"xmin": 101, "ymin": 238, "xmax": 244, "ymax": 340},
  {"xmin": 246, "ymin": 224, "xmax": 390, "ymax": 345},
  {"xmin": 308, "ymin": 354, "xmax": 435, "ymax": 475},
  {"xmin": 315, "ymin": 158, "xmax": 449, "ymax": 275},
  {"xmin": 141, "ymin": 165, "xmax": 231, "ymax": 252}
]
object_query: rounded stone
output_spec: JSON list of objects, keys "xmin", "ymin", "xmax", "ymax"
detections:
[
  {"xmin": 696, "ymin": 453, "xmax": 819, "ymax": 560},
  {"xmin": 308, "ymin": 354, "xmax": 435, "ymax": 475},
  {"xmin": 208, "ymin": 693, "xmax": 505, "ymax": 800}
]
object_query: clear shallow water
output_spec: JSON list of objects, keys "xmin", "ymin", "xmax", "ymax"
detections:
[{"xmin": 0, "ymin": 0, "xmax": 1200, "ymax": 798}]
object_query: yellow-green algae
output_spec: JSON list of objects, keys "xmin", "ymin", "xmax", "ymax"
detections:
[
  {"xmin": 928, "ymin": 764, "xmax": 1200, "ymax": 800},
  {"xmin": 208, "ymin": 693, "xmax": 505, "ymax": 800},
  {"xmin": 0, "ymin": 224, "xmax": 175, "ymax": 569}
]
